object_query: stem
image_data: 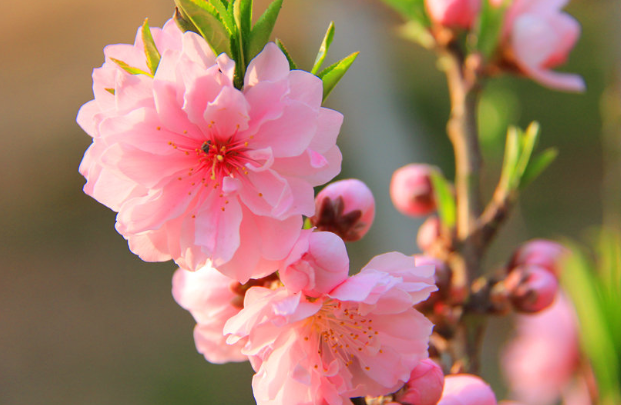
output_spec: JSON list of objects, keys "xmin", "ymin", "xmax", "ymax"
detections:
[
  {"xmin": 443, "ymin": 46, "xmax": 483, "ymax": 276},
  {"xmin": 441, "ymin": 44, "xmax": 485, "ymax": 374}
]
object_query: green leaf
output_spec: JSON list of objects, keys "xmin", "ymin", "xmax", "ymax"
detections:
[
  {"xmin": 518, "ymin": 147, "xmax": 558, "ymax": 189},
  {"xmin": 234, "ymin": 0, "xmax": 253, "ymax": 51},
  {"xmin": 141, "ymin": 19, "xmax": 161, "ymax": 75},
  {"xmin": 247, "ymin": 0, "xmax": 283, "ymax": 62},
  {"xmin": 378, "ymin": 0, "xmax": 429, "ymax": 26},
  {"xmin": 318, "ymin": 52, "xmax": 359, "ymax": 101},
  {"xmin": 110, "ymin": 58, "xmax": 153, "ymax": 77},
  {"xmin": 512, "ymin": 122, "xmax": 540, "ymax": 188},
  {"xmin": 430, "ymin": 169, "xmax": 456, "ymax": 229},
  {"xmin": 563, "ymin": 241, "xmax": 621, "ymax": 405},
  {"xmin": 275, "ymin": 38, "xmax": 297, "ymax": 70},
  {"xmin": 174, "ymin": 0, "xmax": 233, "ymax": 56},
  {"xmin": 105, "ymin": 88, "xmax": 115, "ymax": 95},
  {"xmin": 474, "ymin": 0, "xmax": 509, "ymax": 59},
  {"xmin": 311, "ymin": 22, "xmax": 335, "ymax": 75},
  {"xmin": 173, "ymin": 6, "xmax": 199, "ymax": 34},
  {"xmin": 211, "ymin": 0, "xmax": 235, "ymax": 33},
  {"xmin": 498, "ymin": 126, "xmax": 520, "ymax": 192}
]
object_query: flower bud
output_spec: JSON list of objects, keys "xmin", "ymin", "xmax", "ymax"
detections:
[
  {"xmin": 394, "ymin": 359, "xmax": 445, "ymax": 405},
  {"xmin": 390, "ymin": 164, "xmax": 437, "ymax": 217},
  {"xmin": 426, "ymin": 0, "xmax": 481, "ymax": 29},
  {"xmin": 505, "ymin": 265, "xmax": 558, "ymax": 313},
  {"xmin": 311, "ymin": 179, "xmax": 375, "ymax": 242},
  {"xmin": 414, "ymin": 255, "xmax": 452, "ymax": 296},
  {"xmin": 438, "ymin": 374, "xmax": 497, "ymax": 405},
  {"xmin": 417, "ymin": 216, "xmax": 442, "ymax": 253},
  {"xmin": 509, "ymin": 239, "xmax": 567, "ymax": 277}
]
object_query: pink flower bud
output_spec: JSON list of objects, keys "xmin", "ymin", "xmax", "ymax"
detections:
[
  {"xmin": 438, "ymin": 374, "xmax": 497, "ymax": 405},
  {"xmin": 426, "ymin": 0, "xmax": 481, "ymax": 29},
  {"xmin": 509, "ymin": 239, "xmax": 567, "ymax": 277},
  {"xmin": 502, "ymin": 0, "xmax": 585, "ymax": 92},
  {"xmin": 394, "ymin": 359, "xmax": 445, "ymax": 405},
  {"xmin": 417, "ymin": 216, "xmax": 442, "ymax": 253},
  {"xmin": 311, "ymin": 179, "xmax": 375, "ymax": 242},
  {"xmin": 390, "ymin": 164, "xmax": 437, "ymax": 217},
  {"xmin": 505, "ymin": 265, "xmax": 558, "ymax": 313}
]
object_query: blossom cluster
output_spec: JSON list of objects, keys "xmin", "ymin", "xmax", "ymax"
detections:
[
  {"xmin": 77, "ymin": 0, "xmax": 587, "ymax": 402},
  {"xmin": 78, "ymin": 17, "xmax": 441, "ymax": 404}
]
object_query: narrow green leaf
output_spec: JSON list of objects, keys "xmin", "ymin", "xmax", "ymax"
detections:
[
  {"xmin": 430, "ymin": 170, "xmax": 456, "ymax": 229},
  {"xmin": 318, "ymin": 52, "xmax": 359, "ymax": 101},
  {"xmin": 563, "ymin": 245, "xmax": 621, "ymax": 405},
  {"xmin": 141, "ymin": 19, "xmax": 161, "ymax": 75},
  {"xmin": 173, "ymin": 6, "xmax": 199, "ymax": 34},
  {"xmin": 378, "ymin": 0, "xmax": 429, "ymax": 26},
  {"xmin": 110, "ymin": 58, "xmax": 153, "ymax": 77},
  {"xmin": 498, "ymin": 126, "xmax": 520, "ymax": 192},
  {"xmin": 311, "ymin": 22, "xmax": 335, "ymax": 75},
  {"xmin": 512, "ymin": 122, "xmax": 540, "ymax": 189},
  {"xmin": 247, "ymin": 0, "xmax": 283, "ymax": 62},
  {"xmin": 211, "ymin": 0, "xmax": 235, "ymax": 33},
  {"xmin": 275, "ymin": 38, "xmax": 297, "ymax": 70},
  {"xmin": 174, "ymin": 0, "xmax": 232, "ymax": 56},
  {"xmin": 105, "ymin": 88, "xmax": 115, "ymax": 95},
  {"xmin": 474, "ymin": 0, "xmax": 509, "ymax": 59},
  {"xmin": 518, "ymin": 148, "xmax": 557, "ymax": 189},
  {"xmin": 234, "ymin": 0, "xmax": 252, "ymax": 45}
]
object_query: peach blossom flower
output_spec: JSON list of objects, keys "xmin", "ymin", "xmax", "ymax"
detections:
[
  {"xmin": 501, "ymin": 0, "xmax": 585, "ymax": 92},
  {"xmin": 224, "ymin": 252, "xmax": 436, "ymax": 405},
  {"xmin": 78, "ymin": 20, "xmax": 343, "ymax": 281},
  {"xmin": 502, "ymin": 293, "xmax": 580, "ymax": 405},
  {"xmin": 438, "ymin": 374, "xmax": 497, "ymax": 405},
  {"xmin": 172, "ymin": 264, "xmax": 247, "ymax": 364}
]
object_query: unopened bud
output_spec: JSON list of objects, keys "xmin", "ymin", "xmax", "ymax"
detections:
[
  {"xmin": 509, "ymin": 239, "xmax": 567, "ymax": 277},
  {"xmin": 426, "ymin": 0, "xmax": 481, "ymax": 29},
  {"xmin": 413, "ymin": 255, "xmax": 452, "ymax": 313},
  {"xmin": 394, "ymin": 359, "xmax": 445, "ymax": 405},
  {"xmin": 390, "ymin": 164, "xmax": 437, "ymax": 217},
  {"xmin": 438, "ymin": 374, "xmax": 497, "ymax": 405},
  {"xmin": 505, "ymin": 265, "xmax": 558, "ymax": 314},
  {"xmin": 417, "ymin": 216, "xmax": 442, "ymax": 253},
  {"xmin": 311, "ymin": 179, "xmax": 375, "ymax": 242}
]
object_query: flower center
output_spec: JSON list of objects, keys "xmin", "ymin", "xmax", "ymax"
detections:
[
  {"xmin": 199, "ymin": 138, "xmax": 250, "ymax": 181},
  {"xmin": 307, "ymin": 300, "xmax": 379, "ymax": 371}
]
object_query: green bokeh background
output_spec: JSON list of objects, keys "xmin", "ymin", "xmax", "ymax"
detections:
[{"xmin": 1, "ymin": 0, "xmax": 618, "ymax": 403}]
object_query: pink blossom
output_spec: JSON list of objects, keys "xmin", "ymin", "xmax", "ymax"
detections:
[
  {"xmin": 78, "ymin": 21, "xmax": 343, "ymax": 281},
  {"xmin": 172, "ymin": 264, "xmax": 247, "ymax": 364},
  {"xmin": 502, "ymin": 293, "xmax": 580, "ymax": 405},
  {"xmin": 311, "ymin": 179, "xmax": 376, "ymax": 242},
  {"xmin": 224, "ymin": 252, "xmax": 436, "ymax": 405},
  {"xmin": 426, "ymin": 0, "xmax": 481, "ymax": 29},
  {"xmin": 393, "ymin": 358, "xmax": 445, "ymax": 405},
  {"xmin": 509, "ymin": 239, "xmax": 567, "ymax": 277},
  {"xmin": 279, "ymin": 230, "xmax": 350, "ymax": 297},
  {"xmin": 390, "ymin": 164, "xmax": 437, "ymax": 217},
  {"xmin": 437, "ymin": 374, "xmax": 497, "ymax": 405},
  {"xmin": 501, "ymin": 0, "xmax": 585, "ymax": 92}
]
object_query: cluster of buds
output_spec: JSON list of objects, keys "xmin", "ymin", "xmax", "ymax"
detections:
[{"xmin": 486, "ymin": 239, "xmax": 567, "ymax": 315}]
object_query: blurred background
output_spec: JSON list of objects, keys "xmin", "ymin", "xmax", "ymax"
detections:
[{"xmin": 1, "ymin": 0, "xmax": 618, "ymax": 403}]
